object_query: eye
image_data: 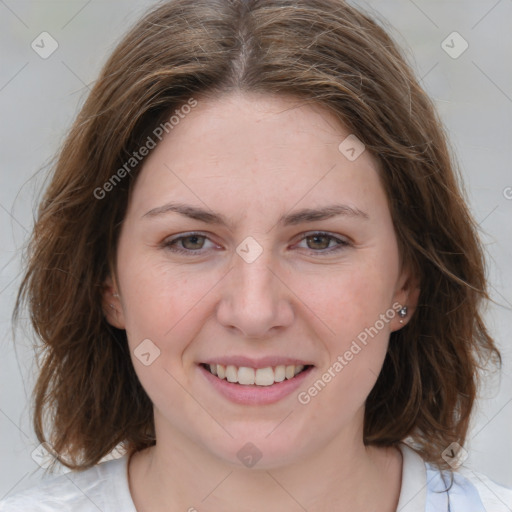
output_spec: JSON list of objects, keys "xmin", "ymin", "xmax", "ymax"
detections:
[
  {"xmin": 162, "ymin": 231, "xmax": 350, "ymax": 256},
  {"xmin": 295, "ymin": 232, "xmax": 350, "ymax": 255},
  {"xmin": 162, "ymin": 232, "xmax": 217, "ymax": 255}
]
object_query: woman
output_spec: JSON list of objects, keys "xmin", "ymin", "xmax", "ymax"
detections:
[{"xmin": 2, "ymin": 0, "xmax": 510, "ymax": 510}]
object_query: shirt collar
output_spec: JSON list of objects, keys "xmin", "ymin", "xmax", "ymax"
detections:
[{"xmin": 396, "ymin": 443, "xmax": 428, "ymax": 512}]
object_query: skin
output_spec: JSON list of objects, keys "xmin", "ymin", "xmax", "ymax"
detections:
[{"xmin": 104, "ymin": 91, "xmax": 419, "ymax": 511}]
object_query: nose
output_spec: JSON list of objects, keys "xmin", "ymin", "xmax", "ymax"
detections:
[{"xmin": 216, "ymin": 245, "xmax": 294, "ymax": 339}]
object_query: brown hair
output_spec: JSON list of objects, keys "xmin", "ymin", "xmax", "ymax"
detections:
[{"xmin": 15, "ymin": 0, "xmax": 500, "ymax": 471}]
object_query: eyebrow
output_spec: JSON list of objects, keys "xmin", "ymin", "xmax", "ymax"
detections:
[{"xmin": 142, "ymin": 201, "xmax": 369, "ymax": 227}]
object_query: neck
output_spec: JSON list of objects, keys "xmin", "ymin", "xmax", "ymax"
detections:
[{"xmin": 128, "ymin": 417, "xmax": 402, "ymax": 512}]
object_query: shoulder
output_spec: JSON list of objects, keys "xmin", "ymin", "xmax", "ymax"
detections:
[
  {"xmin": 425, "ymin": 461, "xmax": 512, "ymax": 511},
  {"xmin": 398, "ymin": 443, "xmax": 512, "ymax": 512},
  {"xmin": 0, "ymin": 455, "xmax": 136, "ymax": 512}
]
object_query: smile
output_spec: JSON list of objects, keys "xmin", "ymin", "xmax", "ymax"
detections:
[
  {"xmin": 198, "ymin": 360, "xmax": 314, "ymax": 405},
  {"xmin": 202, "ymin": 363, "xmax": 311, "ymax": 386}
]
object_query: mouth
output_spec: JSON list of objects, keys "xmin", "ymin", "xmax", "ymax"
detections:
[
  {"xmin": 200, "ymin": 362, "xmax": 313, "ymax": 386},
  {"xmin": 198, "ymin": 359, "xmax": 314, "ymax": 405}
]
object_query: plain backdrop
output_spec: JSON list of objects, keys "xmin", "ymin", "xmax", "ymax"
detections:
[{"xmin": 1, "ymin": 0, "xmax": 511, "ymax": 499}]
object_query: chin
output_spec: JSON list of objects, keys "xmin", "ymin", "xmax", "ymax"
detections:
[{"xmin": 200, "ymin": 424, "xmax": 315, "ymax": 470}]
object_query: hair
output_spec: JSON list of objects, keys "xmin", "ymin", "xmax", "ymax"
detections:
[{"xmin": 15, "ymin": 0, "xmax": 501, "ymax": 472}]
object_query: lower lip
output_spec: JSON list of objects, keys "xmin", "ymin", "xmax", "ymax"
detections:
[{"xmin": 199, "ymin": 365, "xmax": 313, "ymax": 405}]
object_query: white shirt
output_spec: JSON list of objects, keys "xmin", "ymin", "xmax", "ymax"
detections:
[{"xmin": 1, "ymin": 444, "xmax": 510, "ymax": 511}]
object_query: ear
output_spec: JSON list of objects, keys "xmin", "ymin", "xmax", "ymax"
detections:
[
  {"xmin": 101, "ymin": 274, "xmax": 126, "ymax": 329},
  {"xmin": 390, "ymin": 266, "xmax": 420, "ymax": 332}
]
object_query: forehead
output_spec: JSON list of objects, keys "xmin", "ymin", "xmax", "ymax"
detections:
[
  {"xmin": 127, "ymin": 91, "xmax": 388, "ymax": 223},
  {"xmin": 144, "ymin": 91, "xmax": 370, "ymax": 169}
]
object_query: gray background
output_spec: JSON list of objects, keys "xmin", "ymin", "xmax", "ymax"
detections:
[{"xmin": 1, "ymin": 0, "xmax": 511, "ymax": 498}]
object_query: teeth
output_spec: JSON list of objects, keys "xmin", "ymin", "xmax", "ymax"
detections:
[
  {"xmin": 238, "ymin": 367, "xmax": 255, "ymax": 385},
  {"xmin": 285, "ymin": 365, "xmax": 295, "ymax": 379},
  {"xmin": 226, "ymin": 365, "xmax": 238, "ymax": 383},
  {"xmin": 207, "ymin": 363, "xmax": 307, "ymax": 386},
  {"xmin": 255, "ymin": 367, "xmax": 274, "ymax": 386},
  {"xmin": 274, "ymin": 365, "xmax": 286, "ymax": 382}
]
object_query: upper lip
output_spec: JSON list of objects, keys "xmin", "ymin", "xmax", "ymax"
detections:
[{"xmin": 201, "ymin": 356, "xmax": 313, "ymax": 369}]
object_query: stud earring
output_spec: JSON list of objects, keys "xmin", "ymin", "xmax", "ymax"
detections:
[{"xmin": 398, "ymin": 306, "xmax": 408, "ymax": 324}]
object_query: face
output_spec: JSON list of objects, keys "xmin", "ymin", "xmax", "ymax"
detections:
[{"xmin": 105, "ymin": 91, "xmax": 415, "ymax": 468}]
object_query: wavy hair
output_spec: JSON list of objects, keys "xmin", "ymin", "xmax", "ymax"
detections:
[{"xmin": 15, "ymin": 0, "xmax": 500, "ymax": 471}]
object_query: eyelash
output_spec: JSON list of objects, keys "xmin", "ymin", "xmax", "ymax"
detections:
[{"xmin": 162, "ymin": 231, "xmax": 350, "ymax": 256}]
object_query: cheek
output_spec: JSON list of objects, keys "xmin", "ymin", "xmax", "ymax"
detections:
[
  {"xmin": 117, "ymin": 251, "xmax": 222, "ymax": 355},
  {"xmin": 297, "ymin": 267, "xmax": 394, "ymax": 421},
  {"xmin": 295, "ymin": 252, "xmax": 398, "ymax": 405},
  {"xmin": 306, "ymin": 260, "xmax": 397, "ymax": 342}
]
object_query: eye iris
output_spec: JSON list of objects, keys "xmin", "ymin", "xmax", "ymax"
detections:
[
  {"xmin": 182, "ymin": 235, "xmax": 204, "ymax": 250},
  {"xmin": 307, "ymin": 234, "xmax": 330, "ymax": 250}
]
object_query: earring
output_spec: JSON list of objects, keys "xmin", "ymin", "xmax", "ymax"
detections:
[{"xmin": 398, "ymin": 306, "xmax": 408, "ymax": 324}]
